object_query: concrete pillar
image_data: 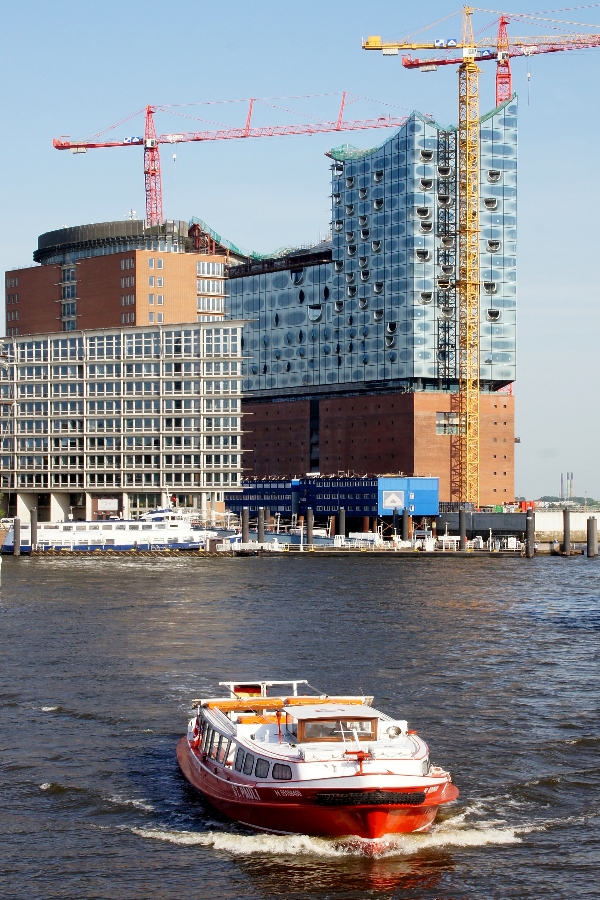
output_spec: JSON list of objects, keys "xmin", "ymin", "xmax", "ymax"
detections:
[
  {"xmin": 200, "ymin": 492, "xmax": 207, "ymax": 523},
  {"xmin": 241, "ymin": 507, "xmax": 249, "ymax": 543},
  {"xmin": 338, "ymin": 507, "xmax": 345, "ymax": 537},
  {"xmin": 401, "ymin": 508, "xmax": 409, "ymax": 542},
  {"xmin": 13, "ymin": 517, "xmax": 20, "ymax": 556},
  {"xmin": 50, "ymin": 492, "xmax": 71, "ymax": 522},
  {"xmin": 563, "ymin": 507, "xmax": 571, "ymax": 556},
  {"xmin": 525, "ymin": 511, "xmax": 535, "ymax": 559},
  {"xmin": 16, "ymin": 493, "xmax": 35, "ymax": 524},
  {"xmin": 30, "ymin": 507, "xmax": 37, "ymax": 551},
  {"xmin": 257, "ymin": 507, "xmax": 265, "ymax": 543},
  {"xmin": 587, "ymin": 516, "xmax": 597, "ymax": 558},
  {"xmin": 362, "ymin": 516, "xmax": 370, "ymax": 533},
  {"xmin": 459, "ymin": 508, "xmax": 467, "ymax": 551},
  {"xmin": 307, "ymin": 507, "xmax": 314, "ymax": 545},
  {"xmin": 85, "ymin": 492, "xmax": 93, "ymax": 521},
  {"xmin": 210, "ymin": 492, "xmax": 216, "ymax": 526},
  {"xmin": 121, "ymin": 493, "xmax": 130, "ymax": 520}
]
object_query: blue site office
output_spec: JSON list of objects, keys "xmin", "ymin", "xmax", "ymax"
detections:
[{"xmin": 225, "ymin": 476, "xmax": 439, "ymax": 519}]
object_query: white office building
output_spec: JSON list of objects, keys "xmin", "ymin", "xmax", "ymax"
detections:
[{"xmin": 0, "ymin": 322, "xmax": 243, "ymax": 521}]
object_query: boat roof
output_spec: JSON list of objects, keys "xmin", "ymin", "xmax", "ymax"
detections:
[{"xmin": 286, "ymin": 704, "xmax": 378, "ymax": 720}]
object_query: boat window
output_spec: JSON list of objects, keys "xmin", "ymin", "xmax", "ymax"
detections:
[
  {"xmin": 141, "ymin": 524, "xmax": 152, "ymax": 530},
  {"xmin": 63, "ymin": 526, "xmax": 73, "ymax": 531},
  {"xmin": 217, "ymin": 738, "xmax": 230, "ymax": 765},
  {"xmin": 89, "ymin": 525, "xmax": 99, "ymax": 531},
  {"xmin": 285, "ymin": 714, "xmax": 298, "ymax": 738},
  {"xmin": 203, "ymin": 727, "xmax": 213, "ymax": 754},
  {"xmin": 101, "ymin": 524, "xmax": 113, "ymax": 530},
  {"xmin": 254, "ymin": 758, "xmax": 270, "ymax": 779},
  {"xmin": 225, "ymin": 743, "xmax": 236, "ymax": 767},
  {"xmin": 156, "ymin": 523, "xmax": 166, "ymax": 529},
  {"xmin": 115, "ymin": 524, "xmax": 126, "ymax": 530},
  {"xmin": 242, "ymin": 752, "xmax": 255, "ymax": 776},
  {"xmin": 234, "ymin": 747, "xmax": 245, "ymax": 771},
  {"xmin": 300, "ymin": 718, "xmax": 376, "ymax": 742},
  {"xmin": 170, "ymin": 524, "xmax": 179, "ymax": 528},
  {"xmin": 209, "ymin": 733, "xmax": 222, "ymax": 760},
  {"xmin": 272, "ymin": 763, "xmax": 292, "ymax": 781},
  {"xmin": 129, "ymin": 524, "xmax": 139, "ymax": 530}
]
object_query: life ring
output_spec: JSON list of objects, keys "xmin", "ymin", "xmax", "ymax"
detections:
[{"xmin": 190, "ymin": 735, "xmax": 201, "ymax": 749}]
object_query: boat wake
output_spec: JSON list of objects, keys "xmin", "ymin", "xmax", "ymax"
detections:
[{"xmin": 132, "ymin": 816, "xmax": 525, "ymax": 858}]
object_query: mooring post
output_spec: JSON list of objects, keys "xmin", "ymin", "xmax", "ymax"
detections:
[
  {"xmin": 307, "ymin": 507, "xmax": 314, "ymax": 546},
  {"xmin": 563, "ymin": 507, "xmax": 571, "ymax": 556},
  {"xmin": 401, "ymin": 508, "xmax": 409, "ymax": 542},
  {"xmin": 459, "ymin": 508, "xmax": 467, "ymax": 551},
  {"xmin": 257, "ymin": 506, "xmax": 265, "ymax": 544},
  {"xmin": 338, "ymin": 507, "xmax": 345, "ymax": 538},
  {"xmin": 242, "ymin": 506, "xmax": 249, "ymax": 543},
  {"xmin": 13, "ymin": 517, "xmax": 20, "ymax": 557},
  {"xmin": 30, "ymin": 507, "xmax": 38, "ymax": 553},
  {"xmin": 587, "ymin": 516, "xmax": 597, "ymax": 557},
  {"xmin": 525, "ymin": 510, "xmax": 535, "ymax": 559}
]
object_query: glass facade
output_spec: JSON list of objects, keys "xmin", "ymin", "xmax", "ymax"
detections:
[{"xmin": 227, "ymin": 100, "xmax": 517, "ymax": 395}]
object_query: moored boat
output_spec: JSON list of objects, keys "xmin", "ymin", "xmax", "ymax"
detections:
[
  {"xmin": 176, "ymin": 679, "xmax": 459, "ymax": 839},
  {"xmin": 2, "ymin": 517, "xmax": 218, "ymax": 553}
]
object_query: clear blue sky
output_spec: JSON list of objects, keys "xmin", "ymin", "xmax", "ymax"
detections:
[{"xmin": 2, "ymin": 1, "xmax": 599, "ymax": 499}]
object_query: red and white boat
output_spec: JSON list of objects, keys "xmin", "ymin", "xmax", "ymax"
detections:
[{"xmin": 176, "ymin": 680, "xmax": 459, "ymax": 840}]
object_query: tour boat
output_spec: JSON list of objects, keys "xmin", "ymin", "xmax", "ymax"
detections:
[
  {"xmin": 176, "ymin": 680, "xmax": 459, "ymax": 839},
  {"xmin": 2, "ymin": 517, "xmax": 218, "ymax": 553}
]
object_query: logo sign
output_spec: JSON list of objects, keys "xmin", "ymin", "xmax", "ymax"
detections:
[
  {"xmin": 382, "ymin": 490, "xmax": 405, "ymax": 510},
  {"xmin": 434, "ymin": 38, "xmax": 446, "ymax": 47},
  {"xmin": 447, "ymin": 38, "xmax": 458, "ymax": 47},
  {"xmin": 97, "ymin": 498, "xmax": 119, "ymax": 511}
]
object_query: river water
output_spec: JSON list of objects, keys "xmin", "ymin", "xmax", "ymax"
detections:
[{"xmin": 1, "ymin": 554, "xmax": 598, "ymax": 899}]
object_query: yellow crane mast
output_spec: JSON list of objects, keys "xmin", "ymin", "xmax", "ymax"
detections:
[{"xmin": 363, "ymin": 6, "xmax": 481, "ymax": 505}]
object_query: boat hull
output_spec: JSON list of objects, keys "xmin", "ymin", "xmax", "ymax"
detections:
[{"xmin": 176, "ymin": 737, "xmax": 458, "ymax": 839}]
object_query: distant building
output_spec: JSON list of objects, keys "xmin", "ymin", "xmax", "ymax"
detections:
[
  {"xmin": 0, "ymin": 321, "xmax": 243, "ymax": 521},
  {"xmin": 225, "ymin": 475, "xmax": 439, "ymax": 521},
  {"xmin": 4, "ymin": 219, "xmax": 245, "ymax": 337},
  {"xmin": 226, "ymin": 101, "xmax": 517, "ymax": 505}
]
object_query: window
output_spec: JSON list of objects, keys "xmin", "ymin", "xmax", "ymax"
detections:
[
  {"xmin": 272, "ymin": 763, "xmax": 292, "ymax": 781},
  {"xmin": 373, "ymin": 169, "xmax": 383, "ymax": 183},
  {"xmin": 148, "ymin": 258, "xmax": 154, "ymax": 269},
  {"xmin": 242, "ymin": 752, "xmax": 254, "ymax": 775},
  {"xmin": 300, "ymin": 718, "xmax": 376, "ymax": 742},
  {"xmin": 436, "ymin": 412, "xmax": 459, "ymax": 435},
  {"xmin": 157, "ymin": 313, "xmax": 163, "ymax": 323},
  {"xmin": 156, "ymin": 277, "xmax": 163, "ymax": 288},
  {"xmin": 484, "ymin": 198, "xmax": 498, "ymax": 210},
  {"xmin": 148, "ymin": 276, "xmax": 154, "ymax": 287},
  {"xmin": 234, "ymin": 747, "xmax": 245, "ymax": 771},
  {"xmin": 156, "ymin": 259, "xmax": 163, "ymax": 269},
  {"xmin": 157, "ymin": 295, "xmax": 163, "ymax": 305},
  {"xmin": 148, "ymin": 294, "xmax": 154, "ymax": 305},
  {"xmin": 254, "ymin": 758, "xmax": 270, "ymax": 778}
]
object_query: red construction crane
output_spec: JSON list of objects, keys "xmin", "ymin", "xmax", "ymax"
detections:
[
  {"xmin": 53, "ymin": 94, "xmax": 409, "ymax": 226},
  {"xmin": 399, "ymin": 13, "xmax": 600, "ymax": 106}
]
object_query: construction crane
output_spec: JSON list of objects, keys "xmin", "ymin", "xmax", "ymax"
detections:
[
  {"xmin": 363, "ymin": 6, "xmax": 600, "ymax": 506},
  {"xmin": 53, "ymin": 95, "xmax": 410, "ymax": 228}
]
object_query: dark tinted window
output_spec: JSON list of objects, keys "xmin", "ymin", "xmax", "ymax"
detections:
[
  {"xmin": 234, "ymin": 747, "xmax": 245, "ymax": 771},
  {"xmin": 242, "ymin": 752, "xmax": 255, "ymax": 776},
  {"xmin": 255, "ymin": 758, "xmax": 270, "ymax": 779},
  {"xmin": 272, "ymin": 763, "xmax": 292, "ymax": 781}
]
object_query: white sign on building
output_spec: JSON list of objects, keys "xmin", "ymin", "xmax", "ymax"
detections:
[
  {"xmin": 97, "ymin": 498, "xmax": 119, "ymax": 511},
  {"xmin": 381, "ymin": 490, "xmax": 405, "ymax": 510}
]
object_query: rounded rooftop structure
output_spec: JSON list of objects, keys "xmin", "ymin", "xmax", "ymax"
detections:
[{"xmin": 34, "ymin": 219, "xmax": 191, "ymax": 265}]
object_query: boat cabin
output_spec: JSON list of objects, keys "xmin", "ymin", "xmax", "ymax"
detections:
[{"xmin": 284, "ymin": 704, "xmax": 378, "ymax": 743}]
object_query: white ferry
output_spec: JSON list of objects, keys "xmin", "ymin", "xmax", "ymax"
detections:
[{"xmin": 2, "ymin": 517, "xmax": 218, "ymax": 553}]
